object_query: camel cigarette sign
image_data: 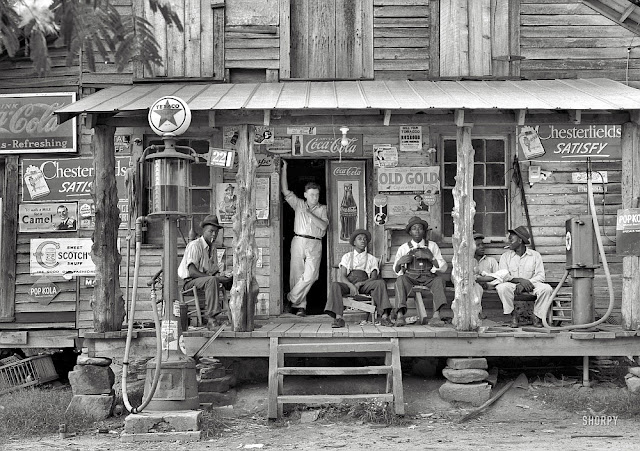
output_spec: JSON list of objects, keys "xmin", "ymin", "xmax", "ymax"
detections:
[
  {"xmin": 0, "ymin": 92, "xmax": 76, "ymax": 154},
  {"xmin": 30, "ymin": 238, "xmax": 95, "ymax": 277}
]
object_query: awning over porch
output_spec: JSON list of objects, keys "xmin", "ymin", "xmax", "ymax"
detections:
[{"xmin": 55, "ymin": 78, "xmax": 640, "ymax": 123}]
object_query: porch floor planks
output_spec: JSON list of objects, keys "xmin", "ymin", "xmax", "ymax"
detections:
[
  {"xmin": 349, "ymin": 324, "xmax": 365, "ymax": 338},
  {"xmin": 283, "ymin": 323, "xmax": 309, "ymax": 338},
  {"xmin": 362, "ymin": 323, "xmax": 382, "ymax": 337},
  {"xmin": 316, "ymin": 323, "xmax": 334, "ymax": 338},
  {"xmin": 252, "ymin": 323, "xmax": 280, "ymax": 337},
  {"xmin": 268, "ymin": 323, "xmax": 296, "ymax": 337},
  {"xmin": 299, "ymin": 323, "xmax": 322, "ymax": 337}
]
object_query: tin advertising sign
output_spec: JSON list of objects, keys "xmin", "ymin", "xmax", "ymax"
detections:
[
  {"xmin": 377, "ymin": 166, "xmax": 440, "ymax": 194},
  {"xmin": 517, "ymin": 125, "xmax": 621, "ymax": 161},
  {"xmin": 19, "ymin": 202, "xmax": 78, "ymax": 233},
  {"xmin": 291, "ymin": 134, "xmax": 363, "ymax": 158},
  {"xmin": 22, "ymin": 156, "xmax": 131, "ymax": 202},
  {"xmin": 616, "ymin": 208, "xmax": 640, "ymax": 256},
  {"xmin": 0, "ymin": 92, "xmax": 76, "ymax": 154},
  {"xmin": 30, "ymin": 238, "xmax": 95, "ymax": 277}
]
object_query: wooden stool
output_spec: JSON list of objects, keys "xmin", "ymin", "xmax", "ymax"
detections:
[
  {"xmin": 410, "ymin": 286, "xmax": 430, "ymax": 325},
  {"xmin": 513, "ymin": 293, "xmax": 537, "ymax": 326},
  {"xmin": 179, "ymin": 284, "xmax": 227, "ymax": 327},
  {"xmin": 343, "ymin": 294, "xmax": 377, "ymax": 322}
]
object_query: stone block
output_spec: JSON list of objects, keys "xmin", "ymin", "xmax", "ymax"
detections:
[
  {"xmin": 199, "ymin": 389, "xmax": 237, "ymax": 406},
  {"xmin": 123, "ymin": 410, "xmax": 202, "ymax": 434},
  {"xmin": 198, "ymin": 357, "xmax": 221, "ymax": 366},
  {"xmin": 446, "ymin": 358, "xmax": 488, "ymax": 370},
  {"xmin": 198, "ymin": 375, "xmax": 233, "ymax": 393},
  {"xmin": 442, "ymin": 368, "xmax": 489, "ymax": 384},
  {"xmin": 65, "ymin": 394, "xmax": 114, "ymax": 421},
  {"xmin": 625, "ymin": 374, "xmax": 640, "ymax": 393},
  {"xmin": 77, "ymin": 355, "xmax": 112, "ymax": 366},
  {"xmin": 439, "ymin": 381, "xmax": 491, "ymax": 407},
  {"xmin": 486, "ymin": 367, "xmax": 499, "ymax": 386},
  {"xmin": 628, "ymin": 367, "xmax": 640, "ymax": 378},
  {"xmin": 199, "ymin": 366, "xmax": 227, "ymax": 379},
  {"xmin": 68, "ymin": 364, "xmax": 115, "ymax": 395}
]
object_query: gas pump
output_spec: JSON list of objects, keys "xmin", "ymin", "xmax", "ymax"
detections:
[
  {"xmin": 121, "ymin": 96, "xmax": 199, "ymax": 416},
  {"xmin": 565, "ymin": 218, "xmax": 599, "ymax": 326}
]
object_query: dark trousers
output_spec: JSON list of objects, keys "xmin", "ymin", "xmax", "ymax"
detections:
[
  {"xmin": 394, "ymin": 272, "xmax": 447, "ymax": 314},
  {"xmin": 325, "ymin": 278, "xmax": 392, "ymax": 317},
  {"xmin": 184, "ymin": 275, "xmax": 233, "ymax": 318}
]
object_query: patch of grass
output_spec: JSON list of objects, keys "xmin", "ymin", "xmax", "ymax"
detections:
[
  {"xmin": 313, "ymin": 400, "xmax": 408, "ymax": 426},
  {"xmin": 0, "ymin": 385, "xmax": 96, "ymax": 441},
  {"xmin": 532, "ymin": 386, "xmax": 640, "ymax": 418},
  {"xmin": 200, "ymin": 408, "xmax": 232, "ymax": 439}
]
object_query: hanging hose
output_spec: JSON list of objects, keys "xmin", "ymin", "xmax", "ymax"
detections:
[
  {"xmin": 121, "ymin": 216, "xmax": 163, "ymax": 414},
  {"xmin": 542, "ymin": 162, "xmax": 615, "ymax": 330}
]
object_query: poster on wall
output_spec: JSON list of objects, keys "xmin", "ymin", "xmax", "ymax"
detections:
[
  {"xmin": 517, "ymin": 125, "xmax": 622, "ymax": 162},
  {"xmin": 0, "ymin": 92, "xmax": 76, "ymax": 154},
  {"xmin": 399, "ymin": 126, "xmax": 422, "ymax": 152},
  {"xmin": 216, "ymin": 182, "xmax": 237, "ymax": 224},
  {"xmin": 373, "ymin": 144, "xmax": 398, "ymax": 168},
  {"xmin": 29, "ymin": 238, "xmax": 95, "ymax": 277},
  {"xmin": 76, "ymin": 199, "xmax": 129, "ymax": 230},
  {"xmin": 253, "ymin": 126, "xmax": 274, "ymax": 145},
  {"xmin": 329, "ymin": 161, "xmax": 366, "ymax": 266},
  {"xmin": 377, "ymin": 166, "xmax": 440, "ymax": 194},
  {"xmin": 21, "ymin": 156, "xmax": 131, "ymax": 202},
  {"xmin": 291, "ymin": 134, "xmax": 363, "ymax": 158},
  {"xmin": 256, "ymin": 177, "xmax": 270, "ymax": 220},
  {"xmin": 19, "ymin": 202, "xmax": 78, "ymax": 232}
]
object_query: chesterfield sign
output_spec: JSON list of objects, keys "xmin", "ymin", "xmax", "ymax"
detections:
[{"xmin": 0, "ymin": 93, "xmax": 76, "ymax": 154}]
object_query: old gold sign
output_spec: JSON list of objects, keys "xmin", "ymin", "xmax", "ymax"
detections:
[{"xmin": 377, "ymin": 166, "xmax": 440, "ymax": 193}]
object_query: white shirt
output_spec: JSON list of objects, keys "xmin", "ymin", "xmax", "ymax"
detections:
[
  {"xmin": 284, "ymin": 192, "xmax": 328, "ymax": 238},
  {"xmin": 393, "ymin": 239, "xmax": 447, "ymax": 275},
  {"xmin": 339, "ymin": 250, "xmax": 379, "ymax": 278},
  {"xmin": 177, "ymin": 236, "xmax": 219, "ymax": 280},
  {"xmin": 498, "ymin": 248, "xmax": 546, "ymax": 284}
]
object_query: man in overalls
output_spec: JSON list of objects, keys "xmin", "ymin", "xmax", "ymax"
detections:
[{"xmin": 393, "ymin": 216, "xmax": 448, "ymax": 326}]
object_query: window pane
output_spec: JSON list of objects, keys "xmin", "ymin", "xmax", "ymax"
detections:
[
  {"xmin": 486, "ymin": 213, "xmax": 506, "ymax": 237},
  {"xmin": 486, "ymin": 140, "xmax": 504, "ymax": 162},
  {"xmin": 444, "ymin": 140, "xmax": 457, "ymax": 162},
  {"xmin": 444, "ymin": 163, "xmax": 457, "ymax": 186},
  {"xmin": 191, "ymin": 190, "xmax": 211, "ymax": 213},
  {"xmin": 473, "ymin": 164, "xmax": 485, "ymax": 186},
  {"xmin": 443, "ymin": 213, "xmax": 454, "ymax": 237},
  {"xmin": 486, "ymin": 163, "xmax": 505, "ymax": 186},
  {"xmin": 191, "ymin": 140, "xmax": 209, "ymax": 154},
  {"xmin": 472, "ymin": 214, "xmax": 485, "ymax": 236},
  {"xmin": 443, "ymin": 190, "xmax": 454, "ymax": 211},
  {"xmin": 473, "ymin": 190, "xmax": 485, "ymax": 213},
  {"xmin": 192, "ymin": 163, "xmax": 210, "ymax": 187},
  {"xmin": 485, "ymin": 190, "xmax": 506, "ymax": 213},
  {"xmin": 472, "ymin": 139, "xmax": 485, "ymax": 162}
]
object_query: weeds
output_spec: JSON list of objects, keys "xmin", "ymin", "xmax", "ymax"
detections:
[
  {"xmin": 0, "ymin": 385, "xmax": 95, "ymax": 442},
  {"xmin": 532, "ymin": 386, "xmax": 640, "ymax": 419},
  {"xmin": 311, "ymin": 399, "xmax": 407, "ymax": 426}
]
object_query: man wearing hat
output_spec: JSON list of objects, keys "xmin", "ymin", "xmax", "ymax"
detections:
[
  {"xmin": 178, "ymin": 215, "xmax": 233, "ymax": 327},
  {"xmin": 393, "ymin": 216, "xmax": 448, "ymax": 326},
  {"xmin": 325, "ymin": 229, "xmax": 393, "ymax": 328},
  {"xmin": 495, "ymin": 225, "xmax": 553, "ymax": 328}
]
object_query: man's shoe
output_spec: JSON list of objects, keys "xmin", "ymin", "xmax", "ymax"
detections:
[
  {"xmin": 331, "ymin": 318, "xmax": 345, "ymax": 328},
  {"xmin": 380, "ymin": 316, "xmax": 393, "ymax": 327},
  {"xmin": 532, "ymin": 316, "xmax": 543, "ymax": 328},
  {"xmin": 395, "ymin": 313, "xmax": 406, "ymax": 327},
  {"xmin": 296, "ymin": 308, "xmax": 306, "ymax": 317},
  {"xmin": 509, "ymin": 313, "xmax": 519, "ymax": 328},
  {"xmin": 283, "ymin": 301, "xmax": 293, "ymax": 314}
]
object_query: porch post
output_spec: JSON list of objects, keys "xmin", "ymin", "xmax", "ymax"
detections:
[
  {"xmin": 91, "ymin": 123, "xmax": 126, "ymax": 332},
  {"xmin": 0, "ymin": 156, "xmax": 18, "ymax": 322},
  {"xmin": 230, "ymin": 124, "xmax": 259, "ymax": 331},
  {"xmin": 621, "ymin": 121, "xmax": 640, "ymax": 330},
  {"xmin": 451, "ymin": 125, "xmax": 481, "ymax": 331}
]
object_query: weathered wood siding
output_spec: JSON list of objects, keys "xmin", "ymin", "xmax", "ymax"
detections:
[
  {"xmin": 373, "ymin": 0, "xmax": 430, "ymax": 80},
  {"xmin": 0, "ymin": 47, "xmax": 80, "ymax": 90},
  {"xmin": 521, "ymin": 0, "xmax": 640, "ymax": 89}
]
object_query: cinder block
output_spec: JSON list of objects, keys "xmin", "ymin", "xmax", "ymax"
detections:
[{"xmin": 123, "ymin": 410, "xmax": 202, "ymax": 434}]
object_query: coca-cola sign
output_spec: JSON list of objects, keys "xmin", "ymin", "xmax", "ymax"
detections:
[
  {"xmin": 333, "ymin": 166, "xmax": 362, "ymax": 177},
  {"xmin": 296, "ymin": 134, "xmax": 363, "ymax": 157},
  {"xmin": 0, "ymin": 93, "xmax": 76, "ymax": 154}
]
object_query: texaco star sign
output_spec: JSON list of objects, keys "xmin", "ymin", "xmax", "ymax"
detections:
[{"xmin": 148, "ymin": 96, "xmax": 192, "ymax": 136}]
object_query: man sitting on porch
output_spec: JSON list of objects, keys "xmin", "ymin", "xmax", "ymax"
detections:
[
  {"xmin": 324, "ymin": 229, "xmax": 393, "ymax": 328},
  {"xmin": 393, "ymin": 216, "xmax": 448, "ymax": 327},
  {"xmin": 472, "ymin": 232, "xmax": 507, "ymax": 319},
  {"xmin": 178, "ymin": 215, "xmax": 233, "ymax": 329},
  {"xmin": 495, "ymin": 226, "xmax": 553, "ymax": 328}
]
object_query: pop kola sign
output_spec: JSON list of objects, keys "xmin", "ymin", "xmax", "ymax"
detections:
[
  {"xmin": 292, "ymin": 134, "xmax": 363, "ymax": 157},
  {"xmin": 0, "ymin": 92, "xmax": 76, "ymax": 154},
  {"xmin": 30, "ymin": 238, "xmax": 95, "ymax": 277},
  {"xmin": 517, "ymin": 125, "xmax": 621, "ymax": 161}
]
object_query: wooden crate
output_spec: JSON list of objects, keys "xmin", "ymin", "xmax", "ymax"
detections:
[{"xmin": 0, "ymin": 355, "xmax": 58, "ymax": 395}]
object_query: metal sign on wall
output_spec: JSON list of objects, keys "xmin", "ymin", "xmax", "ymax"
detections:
[
  {"xmin": 377, "ymin": 166, "xmax": 440, "ymax": 194},
  {"xmin": 517, "ymin": 125, "xmax": 622, "ymax": 161},
  {"xmin": 0, "ymin": 92, "xmax": 76, "ymax": 154},
  {"xmin": 292, "ymin": 134, "xmax": 363, "ymax": 158},
  {"xmin": 616, "ymin": 208, "xmax": 640, "ymax": 256},
  {"xmin": 21, "ymin": 156, "xmax": 131, "ymax": 202},
  {"xmin": 30, "ymin": 238, "xmax": 95, "ymax": 277},
  {"xmin": 19, "ymin": 202, "xmax": 78, "ymax": 233}
]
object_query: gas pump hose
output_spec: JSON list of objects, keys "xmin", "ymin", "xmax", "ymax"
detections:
[
  {"xmin": 121, "ymin": 216, "xmax": 163, "ymax": 413},
  {"xmin": 541, "ymin": 172, "xmax": 615, "ymax": 330}
]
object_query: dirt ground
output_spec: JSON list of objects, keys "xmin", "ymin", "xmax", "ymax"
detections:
[{"xmin": 2, "ymin": 374, "xmax": 638, "ymax": 451}]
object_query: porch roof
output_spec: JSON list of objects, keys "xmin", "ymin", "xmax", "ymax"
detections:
[{"xmin": 55, "ymin": 78, "xmax": 640, "ymax": 123}]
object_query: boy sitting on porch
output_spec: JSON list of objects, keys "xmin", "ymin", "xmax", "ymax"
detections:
[
  {"xmin": 325, "ymin": 229, "xmax": 393, "ymax": 328},
  {"xmin": 393, "ymin": 216, "xmax": 448, "ymax": 327},
  {"xmin": 472, "ymin": 231, "xmax": 507, "ymax": 319},
  {"xmin": 494, "ymin": 225, "xmax": 553, "ymax": 328},
  {"xmin": 178, "ymin": 215, "xmax": 233, "ymax": 329}
]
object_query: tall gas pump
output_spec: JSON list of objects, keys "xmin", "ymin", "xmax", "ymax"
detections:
[
  {"xmin": 121, "ymin": 96, "xmax": 201, "ymax": 440},
  {"xmin": 565, "ymin": 218, "xmax": 599, "ymax": 327}
]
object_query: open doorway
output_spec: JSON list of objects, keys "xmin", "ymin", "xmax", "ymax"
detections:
[{"xmin": 282, "ymin": 159, "xmax": 328, "ymax": 315}]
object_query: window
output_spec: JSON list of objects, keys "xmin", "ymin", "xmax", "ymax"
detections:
[{"xmin": 442, "ymin": 137, "xmax": 508, "ymax": 239}]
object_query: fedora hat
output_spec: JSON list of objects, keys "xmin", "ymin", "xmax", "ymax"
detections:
[
  {"xmin": 473, "ymin": 231, "xmax": 485, "ymax": 240},
  {"xmin": 200, "ymin": 214, "xmax": 223, "ymax": 230},
  {"xmin": 405, "ymin": 216, "xmax": 429, "ymax": 234},
  {"xmin": 508, "ymin": 225, "xmax": 530, "ymax": 245},
  {"xmin": 349, "ymin": 229, "xmax": 371, "ymax": 246}
]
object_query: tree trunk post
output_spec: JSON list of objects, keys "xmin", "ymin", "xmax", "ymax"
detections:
[
  {"xmin": 230, "ymin": 125, "xmax": 259, "ymax": 332},
  {"xmin": 451, "ymin": 125, "xmax": 481, "ymax": 331},
  {"xmin": 621, "ymin": 121, "xmax": 640, "ymax": 330},
  {"xmin": 91, "ymin": 124, "xmax": 125, "ymax": 332}
]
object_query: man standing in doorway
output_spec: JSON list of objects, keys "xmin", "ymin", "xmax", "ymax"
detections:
[{"xmin": 281, "ymin": 159, "xmax": 329, "ymax": 316}]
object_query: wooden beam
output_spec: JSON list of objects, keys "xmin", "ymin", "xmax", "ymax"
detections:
[
  {"xmin": 0, "ymin": 156, "xmax": 18, "ymax": 322},
  {"xmin": 516, "ymin": 109, "xmax": 526, "ymax": 126},
  {"xmin": 582, "ymin": 0, "xmax": 640, "ymax": 35},
  {"xmin": 208, "ymin": 110, "xmax": 216, "ymax": 127},
  {"xmin": 383, "ymin": 109, "xmax": 391, "ymax": 126},
  {"xmin": 91, "ymin": 125, "xmax": 125, "ymax": 332},
  {"xmin": 569, "ymin": 109, "xmax": 582, "ymax": 125},
  {"xmin": 264, "ymin": 110, "xmax": 271, "ymax": 126},
  {"xmin": 621, "ymin": 122, "xmax": 640, "ymax": 330},
  {"xmin": 451, "ymin": 126, "xmax": 481, "ymax": 331},
  {"xmin": 620, "ymin": 4, "xmax": 636, "ymax": 22},
  {"xmin": 278, "ymin": 0, "xmax": 291, "ymax": 78},
  {"xmin": 454, "ymin": 109, "xmax": 464, "ymax": 127}
]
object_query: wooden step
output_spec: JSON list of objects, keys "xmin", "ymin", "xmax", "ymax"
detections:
[
  {"xmin": 278, "ymin": 342, "xmax": 392, "ymax": 354},
  {"xmin": 278, "ymin": 393, "xmax": 394, "ymax": 404},
  {"xmin": 279, "ymin": 366, "xmax": 392, "ymax": 376},
  {"xmin": 552, "ymin": 316, "xmax": 572, "ymax": 321}
]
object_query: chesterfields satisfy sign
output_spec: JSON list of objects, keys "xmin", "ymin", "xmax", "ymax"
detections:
[
  {"xmin": 517, "ymin": 125, "xmax": 621, "ymax": 161},
  {"xmin": 0, "ymin": 93, "xmax": 76, "ymax": 154}
]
